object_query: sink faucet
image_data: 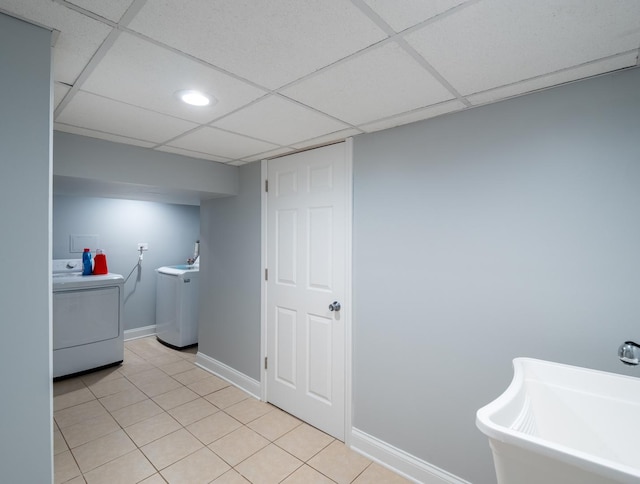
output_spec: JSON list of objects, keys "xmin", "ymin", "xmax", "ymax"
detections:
[
  {"xmin": 187, "ymin": 240, "xmax": 200, "ymax": 266},
  {"xmin": 618, "ymin": 341, "xmax": 640, "ymax": 365}
]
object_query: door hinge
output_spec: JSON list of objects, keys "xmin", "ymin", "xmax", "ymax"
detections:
[
  {"xmin": 264, "ymin": 357, "xmax": 268, "ymax": 370},
  {"xmin": 265, "ymin": 179, "xmax": 269, "ymax": 192},
  {"xmin": 265, "ymin": 268, "xmax": 268, "ymax": 281}
]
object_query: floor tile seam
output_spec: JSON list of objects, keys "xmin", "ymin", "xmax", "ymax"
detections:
[
  {"xmin": 54, "ymin": 394, "xmax": 111, "ymax": 430},
  {"xmin": 122, "ymin": 365, "xmax": 181, "ymax": 384},
  {"xmin": 270, "ymin": 431, "xmax": 336, "ymax": 464},
  {"xmin": 55, "ymin": 430, "xmax": 83, "ymax": 477},
  {"xmin": 276, "ymin": 458, "xmax": 306, "ymax": 483},
  {"xmin": 154, "ymin": 444, "xmax": 232, "ymax": 482},
  {"xmin": 183, "ymin": 413, "xmax": 245, "ymax": 447},
  {"xmin": 231, "ymin": 448, "xmax": 308, "ymax": 484},
  {"xmin": 283, "ymin": 463, "xmax": 341, "ymax": 484},
  {"xmin": 120, "ymin": 370, "xmax": 185, "ymax": 400},
  {"xmin": 67, "ymin": 426, "xmax": 124, "ymax": 454},
  {"xmin": 122, "ymin": 411, "xmax": 185, "ymax": 449},
  {"xmin": 348, "ymin": 461, "xmax": 374, "ymax": 483},
  {"xmin": 245, "ymin": 418, "xmax": 305, "ymax": 444},
  {"xmin": 154, "ymin": 360, "xmax": 199, "ymax": 377},
  {"xmin": 55, "ymin": 452, "xmax": 83, "ymax": 484},
  {"xmin": 66, "ymin": 395, "xmax": 164, "ymax": 451},
  {"xmin": 81, "ymin": 447, "xmax": 156, "ymax": 482},
  {"xmin": 85, "ymin": 377, "xmax": 136, "ymax": 400},
  {"xmin": 306, "ymin": 457, "xmax": 356, "ymax": 484},
  {"xmin": 205, "ymin": 424, "xmax": 267, "ymax": 468},
  {"xmin": 137, "ymin": 440, "xmax": 183, "ymax": 476},
  {"xmin": 70, "ymin": 430, "xmax": 137, "ymax": 475},
  {"xmin": 59, "ymin": 414, "xmax": 122, "ymax": 450},
  {"xmin": 138, "ymin": 429, "xmax": 207, "ymax": 473},
  {"xmin": 224, "ymin": 404, "xmax": 278, "ymax": 425}
]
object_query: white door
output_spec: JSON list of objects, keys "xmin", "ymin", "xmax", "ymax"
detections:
[{"xmin": 266, "ymin": 142, "xmax": 349, "ymax": 440}]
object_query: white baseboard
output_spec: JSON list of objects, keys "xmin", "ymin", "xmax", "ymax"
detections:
[
  {"xmin": 350, "ymin": 428, "xmax": 471, "ymax": 484},
  {"xmin": 124, "ymin": 325, "xmax": 156, "ymax": 341},
  {"xmin": 195, "ymin": 352, "xmax": 261, "ymax": 400}
]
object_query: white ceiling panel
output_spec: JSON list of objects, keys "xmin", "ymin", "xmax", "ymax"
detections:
[
  {"xmin": 65, "ymin": 0, "xmax": 136, "ymax": 22},
  {"xmin": 282, "ymin": 41, "xmax": 455, "ymax": 126},
  {"xmin": 126, "ymin": 0, "xmax": 388, "ymax": 89},
  {"xmin": 54, "ymin": 123, "xmax": 156, "ymax": 148},
  {"xmin": 57, "ymin": 91, "xmax": 199, "ymax": 143},
  {"xmin": 212, "ymin": 96, "xmax": 350, "ymax": 146},
  {"xmin": 362, "ymin": 0, "xmax": 471, "ymax": 32},
  {"xmin": 155, "ymin": 145, "xmax": 232, "ymax": 163},
  {"xmin": 289, "ymin": 128, "xmax": 362, "ymax": 150},
  {"xmin": 168, "ymin": 126, "xmax": 280, "ymax": 160},
  {"xmin": 468, "ymin": 52, "xmax": 639, "ymax": 106},
  {"xmin": 359, "ymin": 100, "xmax": 466, "ymax": 133},
  {"xmin": 0, "ymin": 0, "xmax": 111, "ymax": 84},
  {"xmin": 81, "ymin": 32, "xmax": 267, "ymax": 124},
  {"xmin": 405, "ymin": 0, "xmax": 640, "ymax": 96},
  {"xmin": 4, "ymin": 0, "xmax": 640, "ymax": 170}
]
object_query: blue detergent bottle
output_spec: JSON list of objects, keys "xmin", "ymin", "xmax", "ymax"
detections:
[{"xmin": 82, "ymin": 248, "xmax": 92, "ymax": 275}]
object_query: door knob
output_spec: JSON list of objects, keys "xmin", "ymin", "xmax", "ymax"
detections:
[{"xmin": 328, "ymin": 301, "xmax": 341, "ymax": 312}]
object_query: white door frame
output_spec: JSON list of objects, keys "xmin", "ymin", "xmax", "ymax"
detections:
[{"xmin": 260, "ymin": 138, "xmax": 353, "ymax": 445}]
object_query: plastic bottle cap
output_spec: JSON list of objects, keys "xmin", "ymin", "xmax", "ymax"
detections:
[{"xmin": 84, "ymin": 248, "xmax": 90, "ymax": 251}]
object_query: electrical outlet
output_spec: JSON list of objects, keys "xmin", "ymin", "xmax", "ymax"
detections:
[{"xmin": 137, "ymin": 242, "xmax": 149, "ymax": 251}]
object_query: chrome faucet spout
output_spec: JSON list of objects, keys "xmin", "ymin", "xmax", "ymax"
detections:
[{"xmin": 187, "ymin": 240, "xmax": 200, "ymax": 266}]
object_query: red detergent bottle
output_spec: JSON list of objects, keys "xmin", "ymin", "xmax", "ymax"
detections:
[{"xmin": 93, "ymin": 249, "xmax": 108, "ymax": 275}]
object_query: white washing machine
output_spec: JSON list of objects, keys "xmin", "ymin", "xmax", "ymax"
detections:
[
  {"xmin": 52, "ymin": 259, "xmax": 124, "ymax": 379},
  {"xmin": 155, "ymin": 265, "xmax": 199, "ymax": 348}
]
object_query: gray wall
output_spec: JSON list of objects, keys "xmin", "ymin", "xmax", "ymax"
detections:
[
  {"xmin": 352, "ymin": 67, "xmax": 640, "ymax": 483},
  {"xmin": 0, "ymin": 13, "xmax": 53, "ymax": 483},
  {"xmin": 54, "ymin": 131, "xmax": 239, "ymax": 203},
  {"xmin": 53, "ymin": 195, "xmax": 200, "ymax": 331},
  {"xmin": 199, "ymin": 163, "xmax": 262, "ymax": 380}
]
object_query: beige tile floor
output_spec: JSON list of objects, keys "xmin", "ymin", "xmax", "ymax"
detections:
[{"xmin": 54, "ymin": 336, "xmax": 410, "ymax": 484}]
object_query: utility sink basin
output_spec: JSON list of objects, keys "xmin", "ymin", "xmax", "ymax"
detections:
[
  {"xmin": 476, "ymin": 358, "xmax": 640, "ymax": 484},
  {"xmin": 169, "ymin": 264, "xmax": 198, "ymax": 271}
]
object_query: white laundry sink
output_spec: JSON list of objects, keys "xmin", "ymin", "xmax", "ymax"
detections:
[{"xmin": 476, "ymin": 358, "xmax": 640, "ymax": 484}]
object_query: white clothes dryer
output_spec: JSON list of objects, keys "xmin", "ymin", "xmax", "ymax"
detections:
[{"xmin": 52, "ymin": 259, "xmax": 124, "ymax": 379}]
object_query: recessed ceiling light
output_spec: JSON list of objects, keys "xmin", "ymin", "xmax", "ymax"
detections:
[{"xmin": 176, "ymin": 89, "xmax": 213, "ymax": 107}]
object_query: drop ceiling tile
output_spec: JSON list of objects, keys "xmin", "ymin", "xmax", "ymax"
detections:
[
  {"xmin": 54, "ymin": 82, "xmax": 71, "ymax": 110},
  {"xmin": 0, "ymin": 0, "xmax": 111, "ymax": 84},
  {"xmin": 289, "ymin": 128, "xmax": 362, "ymax": 150},
  {"xmin": 405, "ymin": 0, "xmax": 640, "ymax": 96},
  {"xmin": 81, "ymin": 32, "xmax": 267, "ymax": 124},
  {"xmin": 363, "ymin": 0, "xmax": 470, "ymax": 32},
  {"xmin": 155, "ymin": 145, "xmax": 232, "ymax": 163},
  {"xmin": 54, "ymin": 123, "xmax": 156, "ymax": 148},
  {"xmin": 127, "ymin": 0, "xmax": 387, "ymax": 89},
  {"xmin": 65, "ymin": 0, "xmax": 136, "ymax": 22},
  {"xmin": 359, "ymin": 100, "xmax": 466, "ymax": 133},
  {"xmin": 56, "ymin": 91, "xmax": 199, "ymax": 143},
  {"xmin": 168, "ymin": 126, "xmax": 280, "ymax": 160},
  {"xmin": 212, "ymin": 96, "xmax": 350, "ymax": 146},
  {"xmin": 468, "ymin": 53, "xmax": 639, "ymax": 106},
  {"xmin": 282, "ymin": 41, "xmax": 454, "ymax": 126}
]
